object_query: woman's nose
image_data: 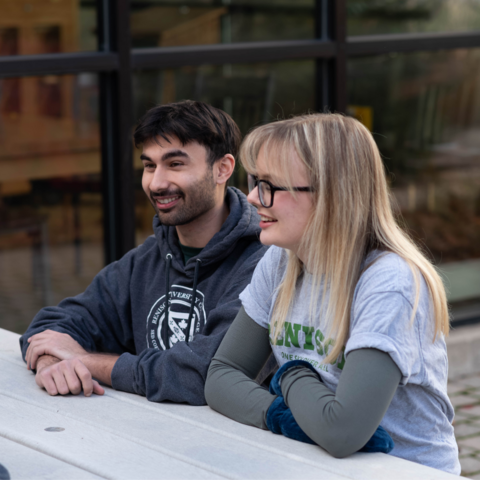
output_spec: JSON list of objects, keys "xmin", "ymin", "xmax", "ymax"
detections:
[{"xmin": 247, "ymin": 185, "xmax": 261, "ymax": 207}]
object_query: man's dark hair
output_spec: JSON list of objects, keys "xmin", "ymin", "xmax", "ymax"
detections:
[{"xmin": 134, "ymin": 100, "xmax": 242, "ymax": 167}]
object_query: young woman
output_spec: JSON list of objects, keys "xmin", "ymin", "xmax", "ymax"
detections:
[{"xmin": 205, "ymin": 113, "xmax": 460, "ymax": 474}]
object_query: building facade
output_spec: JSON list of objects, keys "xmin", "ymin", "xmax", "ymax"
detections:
[{"xmin": 1, "ymin": 0, "xmax": 480, "ymax": 333}]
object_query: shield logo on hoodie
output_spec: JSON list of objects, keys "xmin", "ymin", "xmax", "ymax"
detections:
[{"xmin": 146, "ymin": 284, "xmax": 206, "ymax": 350}]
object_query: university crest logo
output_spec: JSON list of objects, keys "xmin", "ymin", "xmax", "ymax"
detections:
[{"xmin": 146, "ymin": 284, "xmax": 206, "ymax": 350}]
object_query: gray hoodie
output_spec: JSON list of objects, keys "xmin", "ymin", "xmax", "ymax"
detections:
[{"xmin": 20, "ymin": 187, "xmax": 267, "ymax": 405}]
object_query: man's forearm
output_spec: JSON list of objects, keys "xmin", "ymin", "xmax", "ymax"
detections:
[{"xmin": 80, "ymin": 353, "xmax": 120, "ymax": 386}]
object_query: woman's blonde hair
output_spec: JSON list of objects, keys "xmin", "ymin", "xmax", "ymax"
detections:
[{"xmin": 240, "ymin": 113, "xmax": 449, "ymax": 364}]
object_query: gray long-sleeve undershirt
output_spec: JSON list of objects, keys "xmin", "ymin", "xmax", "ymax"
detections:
[{"xmin": 205, "ymin": 306, "xmax": 402, "ymax": 458}]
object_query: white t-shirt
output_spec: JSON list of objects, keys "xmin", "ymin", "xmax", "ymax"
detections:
[{"xmin": 239, "ymin": 246, "xmax": 460, "ymax": 475}]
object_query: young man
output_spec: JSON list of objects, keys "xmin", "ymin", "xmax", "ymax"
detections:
[{"xmin": 20, "ymin": 101, "xmax": 268, "ymax": 405}]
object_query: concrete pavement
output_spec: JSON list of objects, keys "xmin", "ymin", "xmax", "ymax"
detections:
[{"xmin": 449, "ymin": 373, "xmax": 480, "ymax": 478}]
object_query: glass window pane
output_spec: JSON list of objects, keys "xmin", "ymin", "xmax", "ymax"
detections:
[
  {"xmin": 0, "ymin": 73, "xmax": 103, "ymax": 334},
  {"xmin": 0, "ymin": 1, "xmax": 97, "ymax": 56},
  {"xmin": 132, "ymin": 59, "xmax": 315, "ymax": 244},
  {"xmin": 130, "ymin": 0, "xmax": 315, "ymax": 47},
  {"xmin": 348, "ymin": 49, "xmax": 480, "ymax": 321},
  {"xmin": 348, "ymin": 0, "xmax": 480, "ymax": 36}
]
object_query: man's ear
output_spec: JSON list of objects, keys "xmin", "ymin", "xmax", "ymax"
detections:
[{"xmin": 215, "ymin": 154, "xmax": 235, "ymax": 186}]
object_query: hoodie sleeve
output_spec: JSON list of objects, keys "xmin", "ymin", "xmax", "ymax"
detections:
[
  {"xmin": 110, "ymin": 245, "xmax": 267, "ymax": 406},
  {"xmin": 19, "ymin": 246, "xmax": 139, "ymax": 361}
]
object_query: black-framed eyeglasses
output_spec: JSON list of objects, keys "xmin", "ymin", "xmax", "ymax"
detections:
[{"xmin": 247, "ymin": 174, "xmax": 314, "ymax": 208}]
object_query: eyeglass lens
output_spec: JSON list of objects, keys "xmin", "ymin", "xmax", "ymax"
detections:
[
  {"xmin": 259, "ymin": 181, "xmax": 271, "ymax": 207},
  {"xmin": 248, "ymin": 175, "xmax": 272, "ymax": 208}
]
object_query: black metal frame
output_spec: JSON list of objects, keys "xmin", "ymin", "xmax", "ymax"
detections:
[
  {"xmin": 1, "ymin": 0, "xmax": 480, "ymax": 265},
  {"xmin": 97, "ymin": 0, "xmax": 136, "ymax": 263}
]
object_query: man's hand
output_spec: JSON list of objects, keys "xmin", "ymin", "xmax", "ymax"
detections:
[
  {"xmin": 36, "ymin": 354, "xmax": 60, "ymax": 372},
  {"xmin": 26, "ymin": 330, "xmax": 87, "ymax": 370},
  {"xmin": 27, "ymin": 331, "xmax": 119, "ymax": 397},
  {"xmin": 35, "ymin": 357, "xmax": 104, "ymax": 397}
]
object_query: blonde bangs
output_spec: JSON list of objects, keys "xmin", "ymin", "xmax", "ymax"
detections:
[{"xmin": 240, "ymin": 119, "xmax": 316, "ymax": 196}]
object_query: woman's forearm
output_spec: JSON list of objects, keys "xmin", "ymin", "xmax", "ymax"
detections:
[
  {"xmin": 206, "ymin": 306, "xmax": 402, "ymax": 456},
  {"xmin": 281, "ymin": 348, "xmax": 401, "ymax": 457},
  {"xmin": 206, "ymin": 358, "xmax": 276, "ymax": 428},
  {"xmin": 205, "ymin": 306, "xmax": 277, "ymax": 429}
]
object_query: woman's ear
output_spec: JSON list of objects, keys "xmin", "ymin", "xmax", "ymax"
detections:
[{"xmin": 215, "ymin": 154, "xmax": 235, "ymax": 185}]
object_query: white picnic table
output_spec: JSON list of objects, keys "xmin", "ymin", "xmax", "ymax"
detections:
[{"xmin": 0, "ymin": 327, "xmax": 463, "ymax": 480}]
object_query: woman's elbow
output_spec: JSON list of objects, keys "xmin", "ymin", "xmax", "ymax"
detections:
[
  {"xmin": 326, "ymin": 444, "xmax": 356, "ymax": 459},
  {"xmin": 204, "ymin": 360, "xmax": 222, "ymax": 408},
  {"xmin": 315, "ymin": 431, "xmax": 365, "ymax": 459}
]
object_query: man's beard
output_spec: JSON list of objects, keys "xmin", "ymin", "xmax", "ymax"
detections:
[{"xmin": 150, "ymin": 168, "xmax": 217, "ymax": 226}]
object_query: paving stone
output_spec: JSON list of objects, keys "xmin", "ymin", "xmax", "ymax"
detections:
[
  {"xmin": 455, "ymin": 422, "xmax": 480, "ymax": 439},
  {"xmin": 459, "ymin": 444, "xmax": 478, "ymax": 456},
  {"xmin": 460, "ymin": 456, "xmax": 480, "ymax": 475},
  {"xmin": 459, "ymin": 405, "xmax": 480, "ymax": 418},
  {"xmin": 456, "ymin": 379, "xmax": 477, "ymax": 390},
  {"xmin": 452, "ymin": 395, "xmax": 480, "ymax": 408},
  {"xmin": 459, "ymin": 436, "xmax": 480, "ymax": 451},
  {"xmin": 456, "ymin": 410, "xmax": 476, "ymax": 422},
  {"xmin": 464, "ymin": 377, "xmax": 480, "ymax": 389},
  {"xmin": 449, "ymin": 377, "xmax": 480, "ymax": 477},
  {"xmin": 449, "ymin": 382, "xmax": 472, "ymax": 396},
  {"xmin": 464, "ymin": 420, "xmax": 480, "ymax": 431}
]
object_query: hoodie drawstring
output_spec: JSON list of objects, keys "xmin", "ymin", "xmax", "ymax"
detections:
[
  {"xmin": 162, "ymin": 254, "xmax": 202, "ymax": 348},
  {"xmin": 185, "ymin": 258, "xmax": 202, "ymax": 345},
  {"xmin": 162, "ymin": 253, "xmax": 173, "ymax": 349}
]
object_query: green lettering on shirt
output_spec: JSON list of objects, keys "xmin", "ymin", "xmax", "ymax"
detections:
[
  {"xmin": 324, "ymin": 338, "xmax": 335, "ymax": 357},
  {"xmin": 268, "ymin": 323, "xmax": 284, "ymax": 346},
  {"xmin": 284, "ymin": 322, "xmax": 301, "ymax": 348},
  {"xmin": 302, "ymin": 326, "xmax": 315, "ymax": 350},
  {"xmin": 315, "ymin": 329, "xmax": 324, "ymax": 355},
  {"xmin": 337, "ymin": 348, "xmax": 346, "ymax": 370}
]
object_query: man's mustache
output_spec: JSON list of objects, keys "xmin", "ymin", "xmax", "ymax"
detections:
[{"xmin": 150, "ymin": 190, "xmax": 184, "ymax": 202}]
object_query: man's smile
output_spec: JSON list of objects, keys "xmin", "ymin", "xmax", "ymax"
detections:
[{"xmin": 151, "ymin": 193, "xmax": 183, "ymax": 210}]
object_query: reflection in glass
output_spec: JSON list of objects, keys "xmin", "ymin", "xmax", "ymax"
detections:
[
  {"xmin": 130, "ymin": 0, "xmax": 315, "ymax": 48},
  {"xmin": 133, "ymin": 60, "xmax": 315, "ymax": 244},
  {"xmin": 348, "ymin": 0, "xmax": 480, "ymax": 36},
  {"xmin": 348, "ymin": 49, "xmax": 480, "ymax": 319},
  {"xmin": 0, "ymin": 0, "xmax": 97, "ymax": 56},
  {"xmin": 0, "ymin": 74, "xmax": 102, "ymax": 334}
]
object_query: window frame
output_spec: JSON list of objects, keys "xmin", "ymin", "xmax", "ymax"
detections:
[{"xmin": 0, "ymin": 0, "xmax": 479, "ymax": 322}]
